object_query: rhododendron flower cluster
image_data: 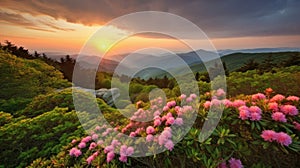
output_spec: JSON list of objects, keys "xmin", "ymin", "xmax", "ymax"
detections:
[
  {"xmin": 68, "ymin": 93, "xmax": 198, "ymax": 165},
  {"xmin": 261, "ymin": 130, "xmax": 292, "ymax": 146},
  {"xmin": 218, "ymin": 158, "xmax": 243, "ymax": 168}
]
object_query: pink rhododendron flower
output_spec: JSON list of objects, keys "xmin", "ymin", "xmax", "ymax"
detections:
[
  {"xmin": 69, "ymin": 147, "xmax": 82, "ymax": 157},
  {"xmin": 261, "ymin": 130, "xmax": 277, "ymax": 142},
  {"xmin": 126, "ymin": 147, "xmax": 134, "ymax": 156},
  {"xmin": 272, "ymin": 112, "xmax": 287, "ymax": 122},
  {"xmin": 203, "ymin": 101, "xmax": 211, "ymax": 109},
  {"xmin": 268, "ymin": 102, "xmax": 279, "ymax": 111},
  {"xmin": 186, "ymin": 97, "xmax": 193, "ymax": 103},
  {"xmin": 280, "ymin": 105, "xmax": 298, "ymax": 116},
  {"xmin": 146, "ymin": 126, "xmax": 155, "ymax": 134},
  {"xmin": 95, "ymin": 125, "xmax": 101, "ymax": 131},
  {"xmin": 211, "ymin": 99, "xmax": 221, "ymax": 106},
  {"xmin": 154, "ymin": 119, "xmax": 161, "ymax": 127},
  {"xmin": 78, "ymin": 142, "xmax": 86, "ymax": 149},
  {"xmin": 239, "ymin": 110, "xmax": 250, "ymax": 120},
  {"xmin": 250, "ymin": 112, "xmax": 261, "ymax": 121},
  {"xmin": 146, "ymin": 134, "xmax": 154, "ymax": 142},
  {"xmin": 89, "ymin": 142, "xmax": 97, "ymax": 150},
  {"xmin": 106, "ymin": 151, "xmax": 115, "ymax": 163},
  {"xmin": 153, "ymin": 110, "xmax": 161, "ymax": 117},
  {"xmin": 276, "ymin": 132, "xmax": 292, "ymax": 146},
  {"xmin": 229, "ymin": 158, "xmax": 243, "ymax": 168},
  {"xmin": 86, "ymin": 155, "xmax": 95, "ymax": 164},
  {"xmin": 166, "ymin": 117, "xmax": 175, "ymax": 125},
  {"xmin": 129, "ymin": 132, "xmax": 136, "ymax": 137},
  {"xmin": 293, "ymin": 121, "xmax": 300, "ymax": 131},
  {"xmin": 174, "ymin": 118, "xmax": 183, "ymax": 126},
  {"xmin": 218, "ymin": 161, "xmax": 227, "ymax": 168},
  {"xmin": 97, "ymin": 140, "xmax": 104, "ymax": 145},
  {"xmin": 161, "ymin": 129, "xmax": 172, "ymax": 139},
  {"xmin": 111, "ymin": 139, "xmax": 120, "ymax": 147},
  {"xmin": 163, "ymin": 106, "xmax": 169, "ymax": 112},
  {"xmin": 216, "ymin": 88, "xmax": 226, "ymax": 97},
  {"xmin": 252, "ymin": 93, "xmax": 266, "ymax": 101},
  {"xmin": 81, "ymin": 136, "xmax": 92, "ymax": 143},
  {"xmin": 167, "ymin": 100, "xmax": 176, "ymax": 108},
  {"xmin": 158, "ymin": 135, "xmax": 168, "ymax": 145},
  {"xmin": 164, "ymin": 140, "xmax": 174, "ymax": 151},
  {"xmin": 190, "ymin": 93, "xmax": 197, "ymax": 99},
  {"xmin": 286, "ymin": 96, "xmax": 300, "ymax": 101},
  {"xmin": 180, "ymin": 94, "xmax": 187, "ymax": 100},
  {"xmin": 119, "ymin": 155, "xmax": 127, "ymax": 162},
  {"xmin": 270, "ymin": 94, "xmax": 285, "ymax": 102},
  {"xmin": 92, "ymin": 134, "xmax": 98, "ymax": 140},
  {"xmin": 238, "ymin": 105, "xmax": 249, "ymax": 111},
  {"xmin": 71, "ymin": 139, "xmax": 77, "ymax": 144},
  {"xmin": 249, "ymin": 106, "xmax": 262, "ymax": 114},
  {"xmin": 232, "ymin": 100, "xmax": 246, "ymax": 108},
  {"xmin": 104, "ymin": 145, "xmax": 114, "ymax": 153},
  {"xmin": 222, "ymin": 99, "xmax": 232, "ymax": 108}
]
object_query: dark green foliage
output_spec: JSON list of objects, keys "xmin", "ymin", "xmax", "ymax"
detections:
[
  {"xmin": 0, "ymin": 108, "xmax": 86, "ymax": 168},
  {"xmin": 0, "ymin": 50, "xmax": 70, "ymax": 113}
]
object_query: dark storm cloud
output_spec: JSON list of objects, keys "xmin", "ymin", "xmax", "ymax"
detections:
[{"xmin": 0, "ymin": 0, "xmax": 299, "ymax": 38}]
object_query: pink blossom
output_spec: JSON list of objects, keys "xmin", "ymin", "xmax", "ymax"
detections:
[
  {"xmin": 164, "ymin": 140, "xmax": 174, "ymax": 151},
  {"xmin": 89, "ymin": 142, "xmax": 97, "ymax": 150},
  {"xmin": 111, "ymin": 139, "xmax": 120, "ymax": 147},
  {"xmin": 238, "ymin": 106, "xmax": 249, "ymax": 111},
  {"xmin": 163, "ymin": 106, "xmax": 169, "ymax": 112},
  {"xmin": 272, "ymin": 112, "xmax": 287, "ymax": 122},
  {"xmin": 129, "ymin": 132, "xmax": 136, "ymax": 137},
  {"xmin": 146, "ymin": 134, "xmax": 154, "ymax": 142},
  {"xmin": 261, "ymin": 130, "xmax": 277, "ymax": 142},
  {"xmin": 78, "ymin": 142, "xmax": 86, "ymax": 149},
  {"xmin": 153, "ymin": 110, "xmax": 161, "ymax": 117},
  {"xmin": 174, "ymin": 106, "xmax": 181, "ymax": 112},
  {"xmin": 232, "ymin": 100, "xmax": 246, "ymax": 108},
  {"xmin": 167, "ymin": 100, "xmax": 176, "ymax": 108},
  {"xmin": 280, "ymin": 105, "xmax": 298, "ymax": 116},
  {"xmin": 92, "ymin": 134, "xmax": 98, "ymax": 140},
  {"xmin": 95, "ymin": 125, "xmax": 101, "ymax": 131},
  {"xmin": 186, "ymin": 97, "xmax": 193, "ymax": 103},
  {"xmin": 86, "ymin": 155, "xmax": 95, "ymax": 164},
  {"xmin": 120, "ymin": 145, "xmax": 127, "ymax": 155},
  {"xmin": 166, "ymin": 117, "xmax": 175, "ymax": 125},
  {"xmin": 81, "ymin": 136, "xmax": 92, "ymax": 143},
  {"xmin": 106, "ymin": 151, "xmax": 115, "ymax": 163},
  {"xmin": 126, "ymin": 147, "xmax": 134, "ymax": 156},
  {"xmin": 174, "ymin": 118, "xmax": 184, "ymax": 126},
  {"xmin": 203, "ymin": 101, "xmax": 211, "ymax": 109},
  {"xmin": 146, "ymin": 126, "xmax": 155, "ymax": 134},
  {"xmin": 250, "ymin": 112, "xmax": 261, "ymax": 121},
  {"xmin": 286, "ymin": 96, "xmax": 300, "ymax": 101},
  {"xmin": 223, "ymin": 99, "xmax": 232, "ymax": 108},
  {"xmin": 229, "ymin": 158, "xmax": 243, "ymax": 168},
  {"xmin": 154, "ymin": 119, "xmax": 161, "ymax": 127},
  {"xmin": 190, "ymin": 93, "xmax": 197, "ymax": 99},
  {"xmin": 293, "ymin": 121, "xmax": 300, "ymax": 131},
  {"xmin": 158, "ymin": 135, "xmax": 168, "ymax": 145},
  {"xmin": 71, "ymin": 139, "xmax": 77, "ymax": 144},
  {"xmin": 218, "ymin": 161, "xmax": 227, "ymax": 168},
  {"xmin": 252, "ymin": 93, "xmax": 266, "ymax": 101},
  {"xmin": 69, "ymin": 147, "xmax": 82, "ymax": 157},
  {"xmin": 276, "ymin": 132, "xmax": 292, "ymax": 146},
  {"xmin": 216, "ymin": 88, "xmax": 226, "ymax": 97},
  {"xmin": 239, "ymin": 110, "xmax": 249, "ymax": 120},
  {"xmin": 249, "ymin": 106, "xmax": 262, "ymax": 114},
  {"xmin": 268, "ymin": 102, "xmax": 279, "ymax": 111},
  {"xmin": 119, "ymin": 155, "xmax": 127, "ymax": 162},
  {"xmin": 104, "ymin": 145, "xmax": 114, "ymax": 153},
  {"xmin": 180, "ymin": 94, "xmax": 187, "ymax": 100},
  {"xmin": 211, "ymin": 99, "xmax": 221, "ymax": 106},
  {"xmin": 270, "ymin": 94, "xmax": 285, "ymax": 102},
  {"xmin": 161, "ymin": 129, "xmax": 172, "ymax": 139}
]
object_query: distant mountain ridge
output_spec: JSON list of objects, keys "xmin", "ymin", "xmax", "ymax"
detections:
[{"xmin": 45, "ymin": 48, "xmax": 300, "ymax": 79}]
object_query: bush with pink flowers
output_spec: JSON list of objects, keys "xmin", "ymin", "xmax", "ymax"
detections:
[{"xmin": 28, "ymin": 88, "xmax": 300, "ymax": 168}]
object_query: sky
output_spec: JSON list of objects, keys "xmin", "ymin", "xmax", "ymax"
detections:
[{"xmin": 1, "ymin": 0, "xmax": 300, "ymax": 56}]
